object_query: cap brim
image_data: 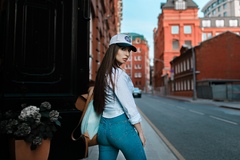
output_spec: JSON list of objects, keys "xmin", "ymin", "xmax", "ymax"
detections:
[{"xmin": 117, "ymin": 43, "xmax": 137, "ymax": 52}]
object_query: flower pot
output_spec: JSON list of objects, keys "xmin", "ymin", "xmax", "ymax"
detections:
[{"xmin": 10, "ymin": 139, "xmax": 50, "ymax": 160}]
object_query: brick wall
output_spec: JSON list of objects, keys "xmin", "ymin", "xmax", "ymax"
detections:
[{"xmin": 196, "ymin": 31, "xmax": 240, "ymax": 80}]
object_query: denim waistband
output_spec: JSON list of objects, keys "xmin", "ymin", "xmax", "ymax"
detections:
[{"xmin": 100, "ymin": 113, "xmax": 128, "ymax": 124}]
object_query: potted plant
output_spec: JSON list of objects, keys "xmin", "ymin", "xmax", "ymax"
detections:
[{"xmin": 0, "ymin": 101, "xmax": 61, "ymax": 159}]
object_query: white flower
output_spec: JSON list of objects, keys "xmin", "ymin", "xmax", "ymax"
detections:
[
  {"xmin": 18, "ymin": 106, "xmax": 40, "ymax": 121},
  {"xmin": 40, "ymin": 102, "xmax": 51, "ymax": 110},
  {"xmin": 49, "ymin": 110, "xmax": 59, "ymax": 122}
]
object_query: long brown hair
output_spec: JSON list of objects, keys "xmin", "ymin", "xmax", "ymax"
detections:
[{"xmin": 93, "ymin": 44, "xmax": 120, "ymax": 115}]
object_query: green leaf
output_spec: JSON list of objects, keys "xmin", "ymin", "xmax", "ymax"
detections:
[{"xmin": 55, "ymin": 121, "xmax": 61, "ymax": 127}]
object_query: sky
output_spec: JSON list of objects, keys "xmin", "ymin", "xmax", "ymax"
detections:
[{"xmin": 121, "ymin": 0, "xmax": 210, "ymax": 63}]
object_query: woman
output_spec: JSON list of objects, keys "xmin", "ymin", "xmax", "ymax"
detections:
[{"xmin": 93, "ymin": 33, "xmax": 147, "ymax": 160}]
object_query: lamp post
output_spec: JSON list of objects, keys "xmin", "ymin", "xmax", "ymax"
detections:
[{"xmin": 153, "ymin": 58, "xmax": 167, "ymax": 95}]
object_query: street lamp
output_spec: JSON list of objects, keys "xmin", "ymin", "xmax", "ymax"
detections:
[{"xmin": 153, "ymin": 58, "xmax": 167, "ymax": 95}]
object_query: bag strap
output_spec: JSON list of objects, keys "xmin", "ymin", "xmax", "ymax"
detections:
[{"xmin": 71, "ymin": 87, "xmax": 94, "ymax": 141}]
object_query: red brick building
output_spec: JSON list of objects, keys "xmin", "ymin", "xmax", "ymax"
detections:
[
  {"xmin": 154, "ymin": 0, "xmax": 240, "ymax": 97},
  {"xmin": 153, "ymin": 0, "xmax": 200, "ymax": 95},
  {"xmin": 170, "ymin": 31, "xmax": 240, "ymax": 100},
  {"xmin": 123, "ymin": 33, "xmax": 150, "ymax": 92},
  {"xmin": 90, "ymin": 0, "xmax": 122, "ymax": 80}
]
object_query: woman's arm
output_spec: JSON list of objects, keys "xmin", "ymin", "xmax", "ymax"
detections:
[{"xmin": 134, "ymin": 122, "xmax": 146, "ymax": 146}]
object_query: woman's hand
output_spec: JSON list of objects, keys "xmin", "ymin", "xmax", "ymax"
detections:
[
  {"xmin": 138, "ymin": 132, "xmax": 146, "ymax": 146},
  {"xmin": 134, "ymin": 122, "xmax": 146, "ymax": 146}
]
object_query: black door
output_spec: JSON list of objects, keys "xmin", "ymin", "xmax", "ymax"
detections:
[{"xmin": 0, "ymin": 0, "xmax": 90, "ymax": 159}]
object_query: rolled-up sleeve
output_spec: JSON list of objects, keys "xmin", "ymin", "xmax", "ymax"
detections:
[{"xmin": 114, "ymin": 70, "xmax": 142, "ymax": 125}]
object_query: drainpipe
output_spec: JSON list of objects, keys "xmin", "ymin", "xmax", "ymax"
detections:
[{"xmin": 192, "ymin": 47, "xmax": 197, "ymax": 100}]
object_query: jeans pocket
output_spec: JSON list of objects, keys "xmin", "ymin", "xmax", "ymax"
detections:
[{"xmin": 109, "ymin": 119, "xmax": 134, "ymax": 141}]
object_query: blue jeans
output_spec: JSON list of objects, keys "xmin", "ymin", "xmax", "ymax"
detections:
[{"xmin": 97, "ymin": 114, "xmax": 147, "ymax": 160}]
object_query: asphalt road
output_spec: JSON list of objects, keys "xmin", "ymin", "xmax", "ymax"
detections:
[{"xmin": 135, "ymin": 94, "xmax": 240, "ymax": 160}]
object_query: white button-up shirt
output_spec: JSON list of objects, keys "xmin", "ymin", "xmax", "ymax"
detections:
[{"xmin": 103, "ymin": 68, "xmax": 142, "ymax": 125}]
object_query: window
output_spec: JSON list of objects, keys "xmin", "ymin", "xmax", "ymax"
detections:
[
  {"xmin": 134, "ymin": 64, "xmax": 142, "ymax": 69},
  {"xmin": 134, "ymin": 65, "xmax": 137, "ymax": 69},
  {"xmin": 202, "ymin": 20, "xmax": 211, "ymax": 27},
  {"xmin": 184, "ymin": 25, "xmax": 192, "ymax": 34},
  {"xmin": 175, "ymin": 0, "xmax": 186, "ymax": 10},
  {"xmin": 213, "ymin": 2, "xmax": 217, "ymax": 7},
  {"xmin": 125, "ymin": 64, "xmax": 131, "ymax": 69},
  {"xmin": 172, "ymin": 40, "xmax": 179, "ymax": 50},
  {"xmin": 223, "ymin": 12, "xmax": 227, "ymax": 16},
  {"xmin": 134, "ymin": 73, "xmax": 142, "ymax": 78},
  {"xmin": 229, "ymin": 20, "xmax": 238, "ymax": 27},
  {"xmin": 174, "ymin": 66, "xmax": 177, "ymax": 74},
  {"xmin": 216, "ymin": 20, "xmax": 224, "ymax": 27},
  {"xmin": 184, "ymin": 40, "xmax": 192, "ymax": 47},
  {"xmin": 202, "ymin": 33, "xmax": 207, "ymax": 41},
  {"xmin": 202, "ymin": 33, "xmax": 212, "ymax": 41},
  {"xmin": 187, "ymin": 59, "xmax": 190, "ymax": 70},
  {"xmin": 187, "ymin": 80, "xmax": 190, "ymax": 90},
  {"xmin": 183, "ymin": 61, "xmax": 186, "ymax": 71},
  {"xmin": 171, "ymin": 26, "xmax": 179, "ymax": 34},
  {"xmin": 137, "ymin": 48, "xmax": 141, "ymax": 53},
  {"xmin": 223, "ymin": 3, "xmax": 227, "ymax": 9},
  {"xmin": 218, "ymin": 0, "xmax": 223, "ymax": 3},
  {"xmin": 134, "ymin": 56, "xmax": 142, "ymax": 61},
  {"xmin": 212, "ymin": 9, "xmax": 216, "ymax": 15},
  {"xmin": 184, "ymin": 80, "xmax": 187, "ymax": 90},
  {"xmin": 136, "ymin": 38, "xmax": 141, "ymax": 44},
  {"xmin": 218, "ymin": 6, "xmax": 221, "ymax": 12},
  {"xmin": 207, "ymin": 33, "xmax": 212, "ymax": 38},
  {"xmin": 191, "ymin": 79, "xmax": 194, "ymax": 90}
]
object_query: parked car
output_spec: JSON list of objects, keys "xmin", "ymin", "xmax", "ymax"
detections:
[{"xmin": 133, "ymin": 87, "xmax": 142, "ymax": 98}]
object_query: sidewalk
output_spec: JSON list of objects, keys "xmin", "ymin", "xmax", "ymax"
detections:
[
  {"xmin": 83, "ymin": 113, "xmax": 178, "ymax": 160},
  {"xmin": 165, "ymin": 95, "xmax": 240, "ymax": 110},
  {"xmin": 82, "ymin": 95, "xmax": 239, "ymax": 160}
]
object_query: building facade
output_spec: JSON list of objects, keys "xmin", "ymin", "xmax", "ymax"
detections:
[
  {"xmin": 201, "ymin": 0, "xmax": 240, "ymax": 17},
  {"xmin": 200, "ymin": 16, "xmax": 240, "ymax": 41},
  {"xmin": 154, "ymin": 0, "xmax": 240, "ymax": 96},
  {"xmin": 170, "ymin": 31, "xmax": 240, "ymax": 100},
  {"xmin": 89, "ymin": 0, "xmax": 122, "ymax": 81},
  {"xmin": 153, "ymin": 0, "xmax": 200, "ymax": 95},
  {"xmin": 124, "ymin": 33, "xmax": 150, "ymax": 92}
]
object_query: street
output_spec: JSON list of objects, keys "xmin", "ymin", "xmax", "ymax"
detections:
[{"xmin": 135, "ymin": 94, "xmax": 240, "ymax": 160}]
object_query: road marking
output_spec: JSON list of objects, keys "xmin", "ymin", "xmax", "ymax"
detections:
[
  {"xmin": 138, "ymin": 108, "xmax": 185, "ymax": 160},
  {"xmin": 209, "ymin": 116, "xmax": 238, "ymax": 125},
  {"xmin": 177, "ymin": 106, "xmax": 186, "ymax": 110},
  {"xmin": 189, "ymin": 110, "xmax": 205, "ymax": 115}
]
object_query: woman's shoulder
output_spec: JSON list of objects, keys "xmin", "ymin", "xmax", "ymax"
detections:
[
  {"xmin": 115, "ymin": 68, "xmax": 131, "ymax": 82},
  {"xmin": 115, "ymin": 68, "xmax": 128, "ymax": 76}
]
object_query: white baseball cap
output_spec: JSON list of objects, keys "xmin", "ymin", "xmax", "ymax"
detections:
[{"xmin": 109, "ymin": 34, "xmax": 137, "ymax": 52}]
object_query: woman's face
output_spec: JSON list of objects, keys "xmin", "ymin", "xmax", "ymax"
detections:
[{"xmin": 116, "ymin": 47, "xmax": 131, "ymax": 65}]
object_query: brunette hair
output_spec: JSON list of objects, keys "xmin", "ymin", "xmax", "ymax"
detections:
[{"xmin": 93, "ymin": 44, "xmax": 120, "ymax": 115}]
